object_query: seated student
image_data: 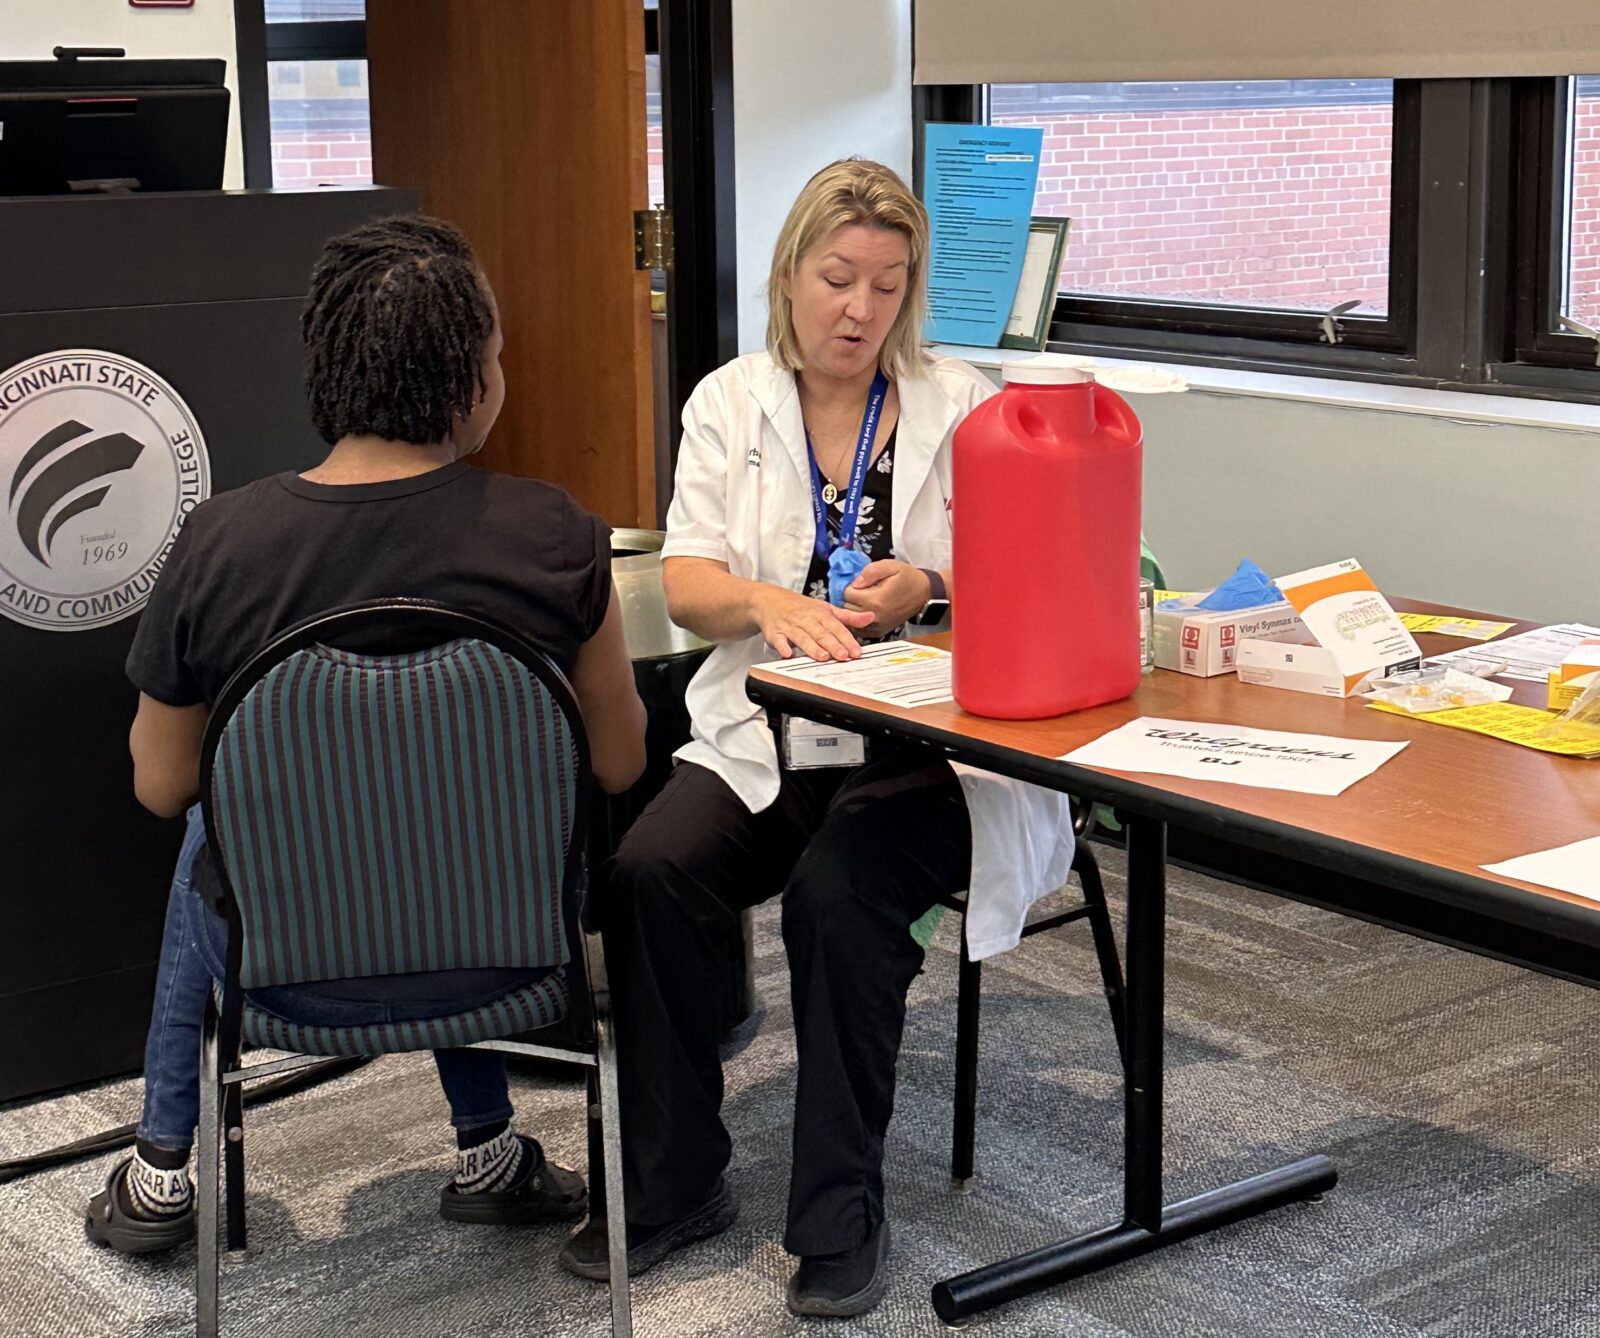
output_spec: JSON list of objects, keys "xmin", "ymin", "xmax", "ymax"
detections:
[{"xmin": 85, "ymin": 213, "xmax": 647, "ymax": 1254}]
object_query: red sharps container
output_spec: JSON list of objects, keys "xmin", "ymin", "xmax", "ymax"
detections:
[{"xmin": 952, "ymin": 359, "xmax": 1143, "ymax": 719}]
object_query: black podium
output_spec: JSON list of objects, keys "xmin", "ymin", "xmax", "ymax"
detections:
[{"xmin": 0, "ymin": 186, "xmax": 416, "ymax": 1103}]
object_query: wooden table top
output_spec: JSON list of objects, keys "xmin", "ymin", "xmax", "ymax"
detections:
[{"xmin": 749, "ymin": 600, "xmax": 1600, "ymax": 932}]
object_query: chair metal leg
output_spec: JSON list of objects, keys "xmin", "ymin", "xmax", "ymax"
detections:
[
  {"xmin": 1074, "ymin": 843, "xmax": 1129, "ymax": 1070},
  {"xmin": 593, "ymin": 1009, "xmax": 633, "ymax": 1338},
  {"xmin": 223, "ymin": 1076, "xmax": 246, "ymax": 1252},
  {"xmin": 584, "ymin": 1067, "xmax": 606, "ymax": 1223},
  {"xmin": 196, "ymin": 1001, "xmax": 223, "ymax": 1338},
  {"xmin": 951, "ymin": 929, "xmax": 982, "ymax": 1190},
  {"xmin": 580, "ymin": 924, "xmax": 632, "ymax": 1338}
]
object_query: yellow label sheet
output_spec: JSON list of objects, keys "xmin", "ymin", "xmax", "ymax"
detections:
[
  {"xmin": 1398, "ymin": 613, "xmax": 1515, "ymax": 641},
  {"xmin": 882, "ymin": 647, "xmax": 945, "ymax": 666},
  {"xmin": 1368, "ymin": 699, "xmax": 1600, "ymax": 757}
]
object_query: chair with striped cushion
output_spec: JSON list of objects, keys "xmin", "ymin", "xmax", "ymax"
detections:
[{"xmin": 194, "ymin": 599, "xmax": 630, "ymax": 1338}]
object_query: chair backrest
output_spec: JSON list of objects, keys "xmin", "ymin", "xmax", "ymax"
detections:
[{"xmin": 201, "ymin": 602, "xmax": 588, "ymax": 993}]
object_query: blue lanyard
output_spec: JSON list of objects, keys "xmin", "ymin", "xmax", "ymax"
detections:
[{"xmin": 805, "ymin": 371, "xmax": 889, "ymax": 561}]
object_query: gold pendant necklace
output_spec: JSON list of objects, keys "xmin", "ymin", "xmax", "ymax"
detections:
[{"xmin": 821, "ymin": 481, "xmax": 838, "ymax": 505}]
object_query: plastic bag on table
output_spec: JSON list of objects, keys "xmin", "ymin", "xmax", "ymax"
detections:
[
  {"xmin": 1539, "ymin": 674, "xmax": 1600, "ymax": 750},
  {"xmin": 1361, "ymin": 664, "xmax": 1513, "ymax": 713}
]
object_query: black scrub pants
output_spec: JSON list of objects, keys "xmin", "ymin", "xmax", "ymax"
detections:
[{"xmin": 602, "ymin": 742, "xmax": 972, "ymax": 1257}]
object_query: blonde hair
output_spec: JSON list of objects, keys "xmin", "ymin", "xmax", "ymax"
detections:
[{"xmin": 766, "ymin": 158, "xmax": 930, "ymax": 381}]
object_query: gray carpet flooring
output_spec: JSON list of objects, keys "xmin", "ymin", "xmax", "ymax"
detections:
[{"xmin": 5, "ymin": 849, "xmax": 1600, "ymax": 1337}]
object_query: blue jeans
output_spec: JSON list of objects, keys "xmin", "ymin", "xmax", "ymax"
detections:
[{"xmin": 137, "ymin": 807, "xmax": 518, "ymax": 1155}]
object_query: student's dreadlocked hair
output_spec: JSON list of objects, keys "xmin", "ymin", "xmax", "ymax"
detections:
[{"xmin": 301, "ymin": 213, "xmax": 494, "ymax": 446}]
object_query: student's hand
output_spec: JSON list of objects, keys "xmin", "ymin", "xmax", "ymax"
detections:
[
  {"xmin": 752, "ymin": 585, "xmax": 873, "ymax": 661},
  {"xmin": 843, "ymin": 561, "xmax": 932, "ymax": 637}
]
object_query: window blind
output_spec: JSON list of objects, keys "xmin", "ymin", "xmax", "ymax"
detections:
[{"xmin": 913, "ymin": 0, "xmax": 1600, "ymax": 85}]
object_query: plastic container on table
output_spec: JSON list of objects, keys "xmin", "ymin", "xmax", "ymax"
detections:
[{"xmin": 952, "ymin": 358, "xmax": 1144, "ymax": 719}]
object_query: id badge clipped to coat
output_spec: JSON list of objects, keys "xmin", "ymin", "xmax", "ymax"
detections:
[{"xmin": 781, "ymin": 715, "xmax": 866, "ymax": 770}]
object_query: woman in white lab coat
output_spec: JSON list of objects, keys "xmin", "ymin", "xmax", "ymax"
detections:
[{"xmin": 559, "ymin": 159, "xmax": 1075, "ymax": 1318}]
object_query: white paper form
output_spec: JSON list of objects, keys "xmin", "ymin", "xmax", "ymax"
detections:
[
  {"xmin": 762, "ymin": 640, "xmax": 953, "ymax": 710},
  {"xmin": 1004, "ymin": 227, "xmax": 1061, "ymax": 339},
  {"xmin": 1430, "ymin": 622, "xmax": 1600, "ymax": 683},
  {"xmin": 1061, "ymin": 718, "xmax": 1408, "ymax": 797},
  {"xmin": 1482, "ymin": 836, "xmax": 1600, "ymax": 902}
]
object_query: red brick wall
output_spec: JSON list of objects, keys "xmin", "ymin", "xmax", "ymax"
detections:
[
  {"xmin": 647, "ymin": 122, "xmax": 664, "ymax": 206},
  {"xmin": 271, "ymin": 95, "xmax": 1600, "ymax": 325},
  {"xmin": 1571, "ymin": 94, "xmax": 1600, "ymax": 326},
  {"xmin": 995, "ymin": 103, "xmax": 1393, "ymax": 313},
  {"xmin": 271, "ymin": 130, "xmax": 374, "ymax": 187},
  {"xmin": 271, "ymin": 120, "xmax": 644, "ymax": 197}
]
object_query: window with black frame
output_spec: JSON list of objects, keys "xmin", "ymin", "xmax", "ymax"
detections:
[
  {"xmin": 264, "ymin": 0, "xmax": 370, "ymax": 189},
  {"xmin": 1566, "ymin": 78, "xmax": 1600, "ymax": 332},
  {"xmin": 922, "ymin": 70, "xmax": 1600, "ymax": 400},
  {"xmin": 1507, "ymin": 75, "xmax": 1600, "ymax": 385},
  {"xmin": 926, "ymin": 79, "xmax": 1420, "ymax": 365}
]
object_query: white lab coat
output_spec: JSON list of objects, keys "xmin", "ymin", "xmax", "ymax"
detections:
[{"xmin": 661, "ymin": 350, "xmax": 1075, "ymax": 959}]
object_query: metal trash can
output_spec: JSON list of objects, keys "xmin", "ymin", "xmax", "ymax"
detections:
[
  {"xmin": 593, "ymin": 528, "xmax": 711, "ymax": 859},
  {"xmin": 588, "ymin": 528, "xmax": 710, "ymax": 870}
]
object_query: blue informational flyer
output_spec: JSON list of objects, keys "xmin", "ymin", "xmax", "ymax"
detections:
[{"xmin": 923, "ymin": 123, "xmax": 1044, "ymax": 347}]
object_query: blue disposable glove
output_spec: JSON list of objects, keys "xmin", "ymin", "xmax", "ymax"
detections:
[
  {"xmin": 828, "ymin": 546, "xmax": 870, "ymax": 606},
  {"xmin": 1192, "ymin": 558, "xmax": 1284, "ymax": 611}
]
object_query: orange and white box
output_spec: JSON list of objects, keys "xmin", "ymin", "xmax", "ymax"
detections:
[
  {"xmin": 1235, "ymin": 559, "xmax": 1421, "ymax": 698},
  {"xmin": 1548, "ymin": 639, "xmax": 1600, "ymax": 711},
  {"xmin": 1151, "ymin": 600, "xmax": 1305, "ymax": 677}
]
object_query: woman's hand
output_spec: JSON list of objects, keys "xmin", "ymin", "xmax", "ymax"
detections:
[
  {"xmin": 751, "ymin": 584, "xmax": 874, "ymax": 661},
  {"xmin": 843, "ymin": 560, "xmax": 932, "ymax": 637}
]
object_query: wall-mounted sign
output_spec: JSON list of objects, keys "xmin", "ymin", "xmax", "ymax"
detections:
[
  {"xmin": 0, "ymin": 350, "xmax": 211, "ymax": 632},
  {"xmin": 922, "ymin": 123, "xmax": 1043, "ymax": 348}
]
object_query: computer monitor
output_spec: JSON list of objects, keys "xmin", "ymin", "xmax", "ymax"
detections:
[{"xmin": 0, "ymin": 53, "xmax": 230, "ymax": 196}]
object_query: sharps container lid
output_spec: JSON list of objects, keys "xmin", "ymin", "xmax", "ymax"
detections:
[{"xmin": 1000, "ymin": 353, "xmax": 1097, "ymax": 385}]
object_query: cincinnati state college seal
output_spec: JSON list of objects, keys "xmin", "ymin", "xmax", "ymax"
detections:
[{"xmin": 0, "ymin": 349, "xmax": 211, "ymax": 632}]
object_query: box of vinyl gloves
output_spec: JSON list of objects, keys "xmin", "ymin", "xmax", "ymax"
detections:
[
  {"xmin": 1151, "ymin": 598, "xmax": 1305, "ymax": 677},
  {"xmin": 1235, "ymin": 559, "xmax": 1422, "ymax": 698}
]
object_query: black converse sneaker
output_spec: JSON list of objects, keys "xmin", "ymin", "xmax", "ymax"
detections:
[
  {"xmin": 438, "ymin": 1132, "xmax": 587, "ymax": 1226},
  {"xmin": 85, "ymin": 1156, "xmax": 196, "ymax": 1255}
]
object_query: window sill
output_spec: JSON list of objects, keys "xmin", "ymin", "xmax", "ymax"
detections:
[{"xmin": 932, "ymin": 343, "xmax": 1600, "ymax": 437}]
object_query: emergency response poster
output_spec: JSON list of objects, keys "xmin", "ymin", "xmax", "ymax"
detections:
[{"xmin": 923, "ymin": 123, "xmax": 1043, "ymax": 347}]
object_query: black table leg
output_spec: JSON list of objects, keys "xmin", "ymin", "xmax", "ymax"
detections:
[
  {"xmin": 931, "ymin": 815, "xmax": 1337, "ymax": 1324},
  {"xmin": 1124, "ymin": 811, "xmax": 1166, "ymax": 1231}
]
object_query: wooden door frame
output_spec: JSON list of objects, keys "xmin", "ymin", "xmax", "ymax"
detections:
[{"xmin": 657, "ymin": 0, "xmax": 738, "ymax": 513}]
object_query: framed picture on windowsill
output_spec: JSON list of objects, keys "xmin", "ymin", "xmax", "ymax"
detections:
[{"xmin": 1000, "ymin": 217, "xmax": 1071, "ymax": 351}]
